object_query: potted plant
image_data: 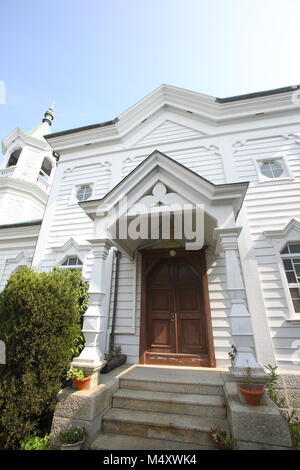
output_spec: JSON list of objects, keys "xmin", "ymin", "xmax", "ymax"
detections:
[
  {"xmin": 210, "ymin": 426, "xmax": 234, "ymax": 450},
  {"xmin": 239, "ymin": 366, "xmax": 265, "ymax": 406},
  {"xmin": 58, "ymin": 426, "xmax": 87, "ymax": 450},
  {"xmin": 67, "ymin": 367, "xmax": 91, "ymax": 391},
  {"xmin": 101, "ymin": 345, "xmax": 127, "ymax": 373}
]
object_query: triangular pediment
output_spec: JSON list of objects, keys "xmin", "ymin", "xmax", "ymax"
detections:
[
  {"xmin": 80, "ymin": 150, "xmax": 248, "ymax": 221},
  {"xmin": 79, "ymin": 150, "xmax": 248, "ymax": 258},
  {"xmin": 134, "ymin": 119, "xmax": 206, "ymax": 147}
]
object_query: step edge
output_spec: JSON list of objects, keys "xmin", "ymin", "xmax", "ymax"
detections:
[
  {"xmin": 113, "ymin": 393, "xmax": 225, "ymax": 407},
  {"xmin": 91, "ymin": 433, "xmax": 215, "ymax": 450},
  {"xmin": 103, "ymin": 410, "xmax": 228, "ymax": 432}
]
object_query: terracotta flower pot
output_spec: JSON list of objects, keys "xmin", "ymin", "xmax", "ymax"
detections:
[
  {"xmin": 239, "ymin": 384, "xmax": 265, "ymax": 406},
  {"xmin": 72, "ymin": 376, "xmax": 90, "ymax": 391}
]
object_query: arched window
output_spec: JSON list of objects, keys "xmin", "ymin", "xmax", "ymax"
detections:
[
  {"xmin": 60, "ymin": 256, "xmax": 83, "ymax": 270},
  {"xmin": 39, "ymin": 157, "xmax": 53, "ymax": 180},
  {"xmin": 281, "ymin": 243, "xmax": 300, "ymax": 313},
  {"xmin": 7, "ymin": 148, "xmax": 22, "ymax": 167}
]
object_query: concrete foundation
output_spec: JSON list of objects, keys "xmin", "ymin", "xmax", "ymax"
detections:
[{"xmin": 223, "ymin": 381, "xmax": 293, "ymax": 450}]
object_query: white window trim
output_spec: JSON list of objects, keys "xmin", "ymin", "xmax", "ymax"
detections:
[
  {"xmin": 59, "ymin": 255, "xmax": 83, "ymax": 270},
  {"xmin": 264, "ymin": 222, "xmax": 300, "ymax": 322},
  {"xmin": 253, "ymin": 155, "xmax": 293, "ymax": 184},
  {"xmin": 51, "ymin": 237, "xmax": 91, "ymax": 279},
  {"xmin": 69, "ymin": 181, "xmax": 94, "ymax": 205}
]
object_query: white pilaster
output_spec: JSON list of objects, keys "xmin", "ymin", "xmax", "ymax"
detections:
[
  {"xmin": 72, "ymin": 239, "xmax": 111, "ymax": 376},
  {"xmin": 214, "ymin": 227, "xmax": 266, "ymax": 378}
]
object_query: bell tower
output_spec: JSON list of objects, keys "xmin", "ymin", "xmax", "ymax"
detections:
[{"xmin": 0, "ymin": 104, "xmax": 57, "ymax": 224}]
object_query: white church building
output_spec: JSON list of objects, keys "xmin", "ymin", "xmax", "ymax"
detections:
[{"xmin": 1, "ymin": 84, "xmax": 300, "ymax": 382}]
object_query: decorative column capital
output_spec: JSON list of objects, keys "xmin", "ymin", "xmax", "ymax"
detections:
[
  {"xmin": 214, "ymin": 227, "xmax": 242, "ymax": 251},
  {"xmin": 87, "ymin": 238, "xmax": 112, "ymax": 260}
]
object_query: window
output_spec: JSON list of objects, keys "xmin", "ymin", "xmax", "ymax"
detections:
[
  {"xmin": 259, "ymin": 160, "xmax": 284, "ymax": 179},
  {"xmin": 39, "ymin": 157, "xmax": 53, "ymax": 180},
  {"xmin": 7, "ymin": 149, "xmax": 22, "ymax": 167},
  {"xmin": 60, "ymin": 256, "xmax": 83, "ymax": 270},
  {"xmin": 76, "ymin": 184, "xmax": 93, "ymax": 202},
  {"xmin": 281, "ymin": 243, "xmax": 300, "ymax": 313}
]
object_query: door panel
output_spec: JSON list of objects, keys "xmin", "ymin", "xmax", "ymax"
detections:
[
  {"xmin": 147, "ymin": 284, "xmax": 175, "ymax": 352},
  {"xmin": 146, "ymin": 256, "xmax": 208, "ymax": 360}
]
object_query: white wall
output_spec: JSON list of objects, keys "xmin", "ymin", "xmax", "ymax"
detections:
[{"xmin": 28, "ymin": 103, "xmax": 300, "ymax": 370}]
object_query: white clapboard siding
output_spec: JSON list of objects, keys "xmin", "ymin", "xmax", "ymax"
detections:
[
  {"xmin": 39, "ymin": 163, "xmax": 111, "ymax": 271},
  {"xmin": 122, "ymin": 146, "xmax": 226, "ymax": 184},
  {"xmin": 235, "ymin": 135, "xmax": 300, "ymax": 366},
  {"xmin": 134, "ymin": 120, "xmax": 204, "ymax": 147},
  {"xmin": 108, "ymin": 254, "xmax": 138, "ymax": 363},
  {"xmin": 0, "ymin": 239, "xmax": 38, "ymax": 290}
]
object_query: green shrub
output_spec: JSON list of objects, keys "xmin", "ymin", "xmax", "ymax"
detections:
[
  {"xmin": 289, "ymin": 419, "xmax": 300, "ymax": 450},
  {"xmin": 0, "ymin": 267, "xmax": 88, "ymax": 449},
  {"xmin": 20, "ymin": 433, "xmax": 52, "ymax": 450}
]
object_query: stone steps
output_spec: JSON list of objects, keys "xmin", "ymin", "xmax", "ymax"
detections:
[
  {"xmin": 102, "ymin": 408, "xmax": 228, "ymax": 446},
  {"xmin": 113, "ymin": 388, "xmax": 226, "ymax": 417},
  {"xmin": 91, "ymin": 432, "xmax": 215, "ymax": 450},
  {"xmin": 90, "ymin": 366, "xmax": 228, "ymax": 450}
]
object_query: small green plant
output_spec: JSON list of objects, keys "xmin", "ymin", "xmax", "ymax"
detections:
[
  {"xmin": 264, "ymin": 364, "xmax": 300, "ymax": 450},
  {"xmin": 244, "ymin": 366, "xmax": 254, "ymax": 387},
  {"xmin": 228, "ymin": 344, "xmax": 237, "ymax": 362},
  {"xmin": 104, "ymin": 344, "xmax": 122, "ymax": 360},
  {"xmin": 264, "ymin": 364, "xmax": 285, "ymax": 407},
  {"xmin": 210, "ymin": 426, "xmax": 234, "ymax": 450},
  {"xmin": 113, "ymin": 345, "xmax": 122, "ymax": 357},
  {"xmin": 289, "ymin": 418, "xmax": 300, "ymax": 450},
  {"xmin": 20, "ymin": 434, "xmax": 52, "ymax": 450},
  {"xmin": 66, "ymin": 367, "xmax": 84, "ymax": 380},
  {"xmin": 58, "ymin": 427, "xmax": 87, "ymax": 445}
]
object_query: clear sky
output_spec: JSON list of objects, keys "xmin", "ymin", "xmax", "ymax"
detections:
[{"xmin": 0, "ymin": 0, "xmax": 300, "ymax": 153}]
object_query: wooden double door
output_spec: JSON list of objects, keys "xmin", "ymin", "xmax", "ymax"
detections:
[{"xmin": 140, "ymin": 249, "xmax": 215, "ymax": 367}]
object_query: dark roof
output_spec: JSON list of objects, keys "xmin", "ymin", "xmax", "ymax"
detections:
[
  {"xmin": 215, "ymin": 85, "xmax": 300, "ymax": 103},
  {"xmin": 45, "ymin": 118, "xmax": 119, "ymax": 139},
  {"xmin": 0, "ymin": 219, "xmax": 42, "ymax": 230},
  {"xmin": 45, "ymin": 85, "xmax": 300, "ymax": 139}
]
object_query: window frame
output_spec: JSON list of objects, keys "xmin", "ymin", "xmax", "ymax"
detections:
[
  {"xmin": 254, "ymin": 156, "xmax": 293, "ymax": 183},
  {"xmin": 69, "ymin": 182, "xmax": 94, "ymax": 205},
  {"xmin": 59, "ymin": 255, "xmax": 83, "ymax": 270},
  {"xmin": 281, "ymin": 243, "xmax": 300, "ymax": 315}
]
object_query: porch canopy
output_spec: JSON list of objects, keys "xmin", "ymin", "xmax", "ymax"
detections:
[{"xmin": 79, "ymin": 150, "xmax": 248, "ymax": 256}]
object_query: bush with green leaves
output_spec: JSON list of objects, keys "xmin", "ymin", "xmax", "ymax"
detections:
[
  {"xmin": 0, "ymin": 267, "xmax": 88, "ymax": 449},
  {"xmin": 20, "ymin": 434, "xmax": 52, "ymax": 450}
]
